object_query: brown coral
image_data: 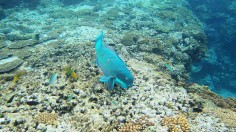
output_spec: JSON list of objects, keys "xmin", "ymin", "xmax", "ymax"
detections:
[
  {"xmin": 161, "ymin": 114, "xmax": 190, "ymax": 132},
  {"xmin": 118, "ymin": 115, "xmax": 154, "ymax": 132},
  {"xmin": 34, "ymin": 112, "xmax": 58, "ymax": 125}
]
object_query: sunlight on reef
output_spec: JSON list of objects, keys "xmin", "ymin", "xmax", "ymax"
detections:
[{"xmin": 0, "ymin": 0, "xmax": 235, "ymax": 131}]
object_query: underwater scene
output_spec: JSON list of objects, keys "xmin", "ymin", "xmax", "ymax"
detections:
[{"xmin": 0, "ymin": 0, "xmax": 235, "ymax": 131}]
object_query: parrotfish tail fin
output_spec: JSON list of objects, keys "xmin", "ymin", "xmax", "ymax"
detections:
[
  {"xmin": 99, "ymin": 76, "xmax": 116, "ymax": 90},
  {"xmin": 95, "ymin": 31, "xmax": 104, "ymax": 50}
]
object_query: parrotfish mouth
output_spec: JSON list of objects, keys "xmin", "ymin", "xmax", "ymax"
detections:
[{"xmin": 95, "ymin": 32, "xmax": 134, "ymax": 90}]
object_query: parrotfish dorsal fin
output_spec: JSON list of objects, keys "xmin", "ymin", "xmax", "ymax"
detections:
[{"xmin": 95, "ymin": 31, "xmax": 104, "ymax": 50}]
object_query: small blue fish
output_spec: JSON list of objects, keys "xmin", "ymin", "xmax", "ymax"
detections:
[
  {"xmin": 165, "ymin": 64, "xmax": 173, "ymax": 72},
  {"xmin": 95, "ymin": 32, "xmax": 134, "ymax": 90},
  {"xmin": 49, "ymin": 73, "xmax": 57, "ymax": 85}
]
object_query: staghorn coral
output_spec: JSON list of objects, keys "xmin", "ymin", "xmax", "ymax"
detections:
[
  {"xmin": 34, "ymin": 112, "xmax": 58, "ymax": 125},
  {"xmin": 161, "ymin": 114, "xmax": 190, "ymax": 132},
  {"xmin": 118, "ymin": 115, "xmax": 154, "ymax": 132}
]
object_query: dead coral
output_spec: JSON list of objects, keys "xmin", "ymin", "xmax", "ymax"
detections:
[
  {"xmin": 118, "ymin": 115, "xmax": 154, "ymax": 132},
  {"xmin": 161, "ymin": 114, "xmax": 190, "ymax": 132},
  {"xmin": 34, "ymin": 112, "xmax": 58, "ymax": 125}
]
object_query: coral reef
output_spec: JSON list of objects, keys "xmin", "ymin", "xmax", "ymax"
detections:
[
  {"xmin": 185, "ymin": 83, "xmax": 236, "ymax": 112},
  {"xmin": 204, "ymin": 105, "xmax": 236, "ymax": 128},
  {"xmin": 0, "ymin": 0, "xmax": 235, "ymax": 131}
]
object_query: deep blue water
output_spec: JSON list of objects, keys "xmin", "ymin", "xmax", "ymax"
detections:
[{"xmin": 188, "ymin": 0, "xmax": 236, "ymax": 98}]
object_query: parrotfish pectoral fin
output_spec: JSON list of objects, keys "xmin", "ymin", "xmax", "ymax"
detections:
[
  {"xmin": 107, "ymin": 77, "xmax": 116, "ymax": 90},
  {"xmin": 99, "ymin": 76, "xmax": 116, "ymax": 90}
]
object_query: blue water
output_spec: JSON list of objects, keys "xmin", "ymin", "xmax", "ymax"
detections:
[{"xmin": 188, "ymin": 0, "xmax": 236, "ymax": 98}]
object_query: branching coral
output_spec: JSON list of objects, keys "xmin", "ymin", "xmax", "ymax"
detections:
[
  {"xmin": 161, "ymin": 114, "xmax": 190, "ymax": 132},
  {"xmin": 118, "ymin": 115, "xmax": 154, "ymax": 132},
  {"xmin": 34, "ymin": 112, "xmax": 58, "ymax": 125}
]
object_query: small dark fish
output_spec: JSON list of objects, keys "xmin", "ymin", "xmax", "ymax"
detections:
[{"xmin": 7, "ymin": 95, "xmax": 14, "ymax": 103}]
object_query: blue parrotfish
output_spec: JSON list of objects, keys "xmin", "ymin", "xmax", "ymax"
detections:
[
  {"xmin": 49, "ymin": 73, "xmax": 57, "ymax": 85},
  {"xmin": 95, "ymin": 32, "xmax": 134, "ymax": 90}
]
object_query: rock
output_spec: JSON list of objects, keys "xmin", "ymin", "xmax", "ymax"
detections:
[
  {"xmin": 73, "ymin": 89, "xmax": 80, "ymax": 95},
  {"xmin": 0, "ymin": 33, "xmax": 5, "ymax": 42},
  {"xmin": 46, "ymin": 125, "xmax": 58, "ymax": 132},
  {"xmin": 0, "ymin": 56, "xmax": 23, "ymax": 73},
  {"xmin": 0, "ymin": 41, "xmax": 7, "ymax": 49},
  {"xmin": 165, "ymin": 109, "xmax": 172, "ymax": 117},
  {"xmin": 8, "ymin": 39, "xmax": 38, "ymax": 49},
  {"xmin": 26, "ymin": 99, "xmax": 39, "ymax": 105},
  {"xmin": 0, "ymin": 52, "xmax": 11, "ymax": 60},
  {"xmin": 0, "ymin": 118, "xmax": 5, "ymax": 124},
  {"xmin": 37, "ymin": 123, "xmax": 46, "ymax": 130},
  {"xmin": 117, "ymin": 116, "xmax": 126, "ymax": 123},
  {"xmin": 0, "ymin": 28, "xmax": 12, "ymax": 34},
  {"xmin": 5, "ymin": 33, "xmax": 38, "ymax": 41}
]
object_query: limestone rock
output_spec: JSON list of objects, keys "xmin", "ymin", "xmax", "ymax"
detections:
[
  {"xmin": 0, "ymin": 56, "xmax": 23, "ymax": 73},
  {"xmin": 8, "ymin": 39, "xmax": 38, "ymax": 49}
]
